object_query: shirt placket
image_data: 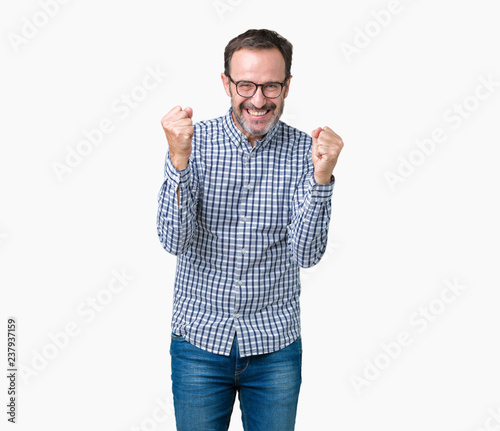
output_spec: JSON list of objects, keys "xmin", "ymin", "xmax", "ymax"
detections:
[{"xmin": 233, "ymin": 140, "xmax": 256, "ymax": 334}]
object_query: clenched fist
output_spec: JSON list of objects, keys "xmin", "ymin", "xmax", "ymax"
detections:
[
  {"xmin": 311, "ymin": 126, "xmax": 344, "ymax": 184},
  {"xmin": 161, "ymin": 106, "xmax": 194, "ymax": 171}
]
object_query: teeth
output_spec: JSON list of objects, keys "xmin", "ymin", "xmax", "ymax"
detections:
[{"xmin": 247, "ymin": 110, "xmax": 267, "ymax": 116}]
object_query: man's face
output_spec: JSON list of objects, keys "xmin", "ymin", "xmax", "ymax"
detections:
[{"xmin": 222, "ymin": 48, "xmax": 291, "ymax": 140}]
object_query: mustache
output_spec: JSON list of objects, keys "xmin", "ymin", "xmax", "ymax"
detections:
[{"xmin": 240, "ymin": 102, "xmax": 276, "ymax": 111}]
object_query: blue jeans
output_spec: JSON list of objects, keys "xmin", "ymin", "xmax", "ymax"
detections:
[{"xmin": 170, "ymin": 332, "xmax": 302, "ymax": 431}]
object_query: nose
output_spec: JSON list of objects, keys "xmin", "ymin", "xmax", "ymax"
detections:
[{"xmin": 250, "ymin": 86, "xmax": 267, "ymax": 109}]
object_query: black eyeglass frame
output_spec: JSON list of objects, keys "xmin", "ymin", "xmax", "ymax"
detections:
[{"xmin": 227, "ymin": 75, "xmax": 289, "ymax": 99}]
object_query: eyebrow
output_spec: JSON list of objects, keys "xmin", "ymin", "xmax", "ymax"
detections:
[{"xmin": 234, "ymin": 78, "xmax": 286, "ymax": 84}]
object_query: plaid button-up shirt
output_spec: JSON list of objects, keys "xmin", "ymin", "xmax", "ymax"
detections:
[{"xmin": 157, "ymin": 109, "xmax": 335, "ymax": 357}]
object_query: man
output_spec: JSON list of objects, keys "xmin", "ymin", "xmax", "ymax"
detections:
[{"xmin": 157, "ymin": 29, "xmax": 343, "ymax": 431}]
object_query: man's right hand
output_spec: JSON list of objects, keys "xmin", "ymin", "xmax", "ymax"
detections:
[{"xmin": 161, "ymin": 106, "xmax": 194, "ymax": 171}]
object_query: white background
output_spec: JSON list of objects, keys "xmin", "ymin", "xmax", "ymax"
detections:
[{"xmin": 2, "ymin": 0, "xmax": 500, "ymax": 430}]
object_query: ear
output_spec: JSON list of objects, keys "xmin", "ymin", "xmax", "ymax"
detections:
[
  {"xmin": 221, "ymin": 73, "xmax": 231, "ymax": 97},
  {"xmin": 283, "ymin": 75, "xmax": 293, "ymax": 99}
]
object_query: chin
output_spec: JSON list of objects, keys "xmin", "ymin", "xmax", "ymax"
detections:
[{"xmin": 246, "ymin": 123, "xmax": 273, "ymax": 137}]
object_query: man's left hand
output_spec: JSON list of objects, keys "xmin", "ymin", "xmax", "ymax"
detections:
[{"xmin": 311, "ymin": 126, "xmax": 344, "ymax": 184}]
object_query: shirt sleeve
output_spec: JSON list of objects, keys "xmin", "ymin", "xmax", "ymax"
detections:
[
  {"xmin": 156, "ymin": 150, "xmax": 199, "ymax": 256},
  {"xmin": 286, "ymin": 150, "xmax": 334, "ymax": 268}
]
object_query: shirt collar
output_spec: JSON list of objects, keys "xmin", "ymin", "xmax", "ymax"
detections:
[
  {"xmin": 223, "ymin": 108, "xmax": 281, "ymax": 149},
  {"xmin": 222, "ymin": 108, "xmax": 242, "ymax": 146}
]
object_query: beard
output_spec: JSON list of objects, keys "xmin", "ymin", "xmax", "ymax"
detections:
[{"xmin": 230, "ymin": 93, "xmax": 285, "ymax": 137}]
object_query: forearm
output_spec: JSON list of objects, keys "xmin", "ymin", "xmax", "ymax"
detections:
[
  {"xmin": 287, "ymin": 174, "xmax": 334, "ymax": 268},
  {"xmin": 157, "ymin": 158, "xmax": 198, "ymax": 255}
]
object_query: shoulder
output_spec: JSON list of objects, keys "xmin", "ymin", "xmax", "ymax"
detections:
[
  {"xmin": 190, "ymin": 114, "xmax": 226, "ymax": 164},
  {"xmin": 276, "ymin": 120, "xmax": 313, "ymax": 159},
  {"xmin": 191, "ymin": 114, "xmax": 226, "ymax": 156},
  {"xmin": 193, "ymin": 114, "xmax": 225, "ymax": 134},
  {"xmin": 279, "ymin": 119, "xmax": 311, "ymax": 141}
]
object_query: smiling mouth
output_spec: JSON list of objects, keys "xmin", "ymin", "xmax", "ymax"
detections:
[{"xmin": 246, "ymin": 109, "xmax": 271, "ymax": 118}]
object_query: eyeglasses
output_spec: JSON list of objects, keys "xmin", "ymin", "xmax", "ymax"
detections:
[{"xmin": 228, "ymin": 76, "xmax": 287, "ymax": 99}]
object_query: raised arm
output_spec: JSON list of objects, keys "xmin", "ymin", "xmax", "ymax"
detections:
[{"xmin": 157, "ymin": 106, "xmax": 199, "ymax": 256}]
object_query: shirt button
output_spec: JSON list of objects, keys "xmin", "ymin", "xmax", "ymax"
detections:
[
  {"xmin": 237, "ymin": 280, "xmax": 243, "ymax": 286},
  {"xmin": 234, "ymin": 313, "xmax": 240, "ymax": 319},
  {"xmin": 241, "ymin": 248, "xmax": 246, "ymax": 254},
  {"xmin": 242, "ymin": 216, "xmax": 247, "ymax": 222},
  {"xmin": 246, "ymin": 184, "xmax": 252, "ymax": 190},
  {"xmin": 312, "ymin": 190, "xmax": 318, "ymax": 196}
]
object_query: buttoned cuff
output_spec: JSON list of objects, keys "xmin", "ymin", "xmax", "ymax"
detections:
[
  {"xmin": 164, "ymin": 152, "xmax": 191, "ymax": 189},
  {"xmin": 308, "ymin": 173, "xmax": 335, "ymax": 201}
]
